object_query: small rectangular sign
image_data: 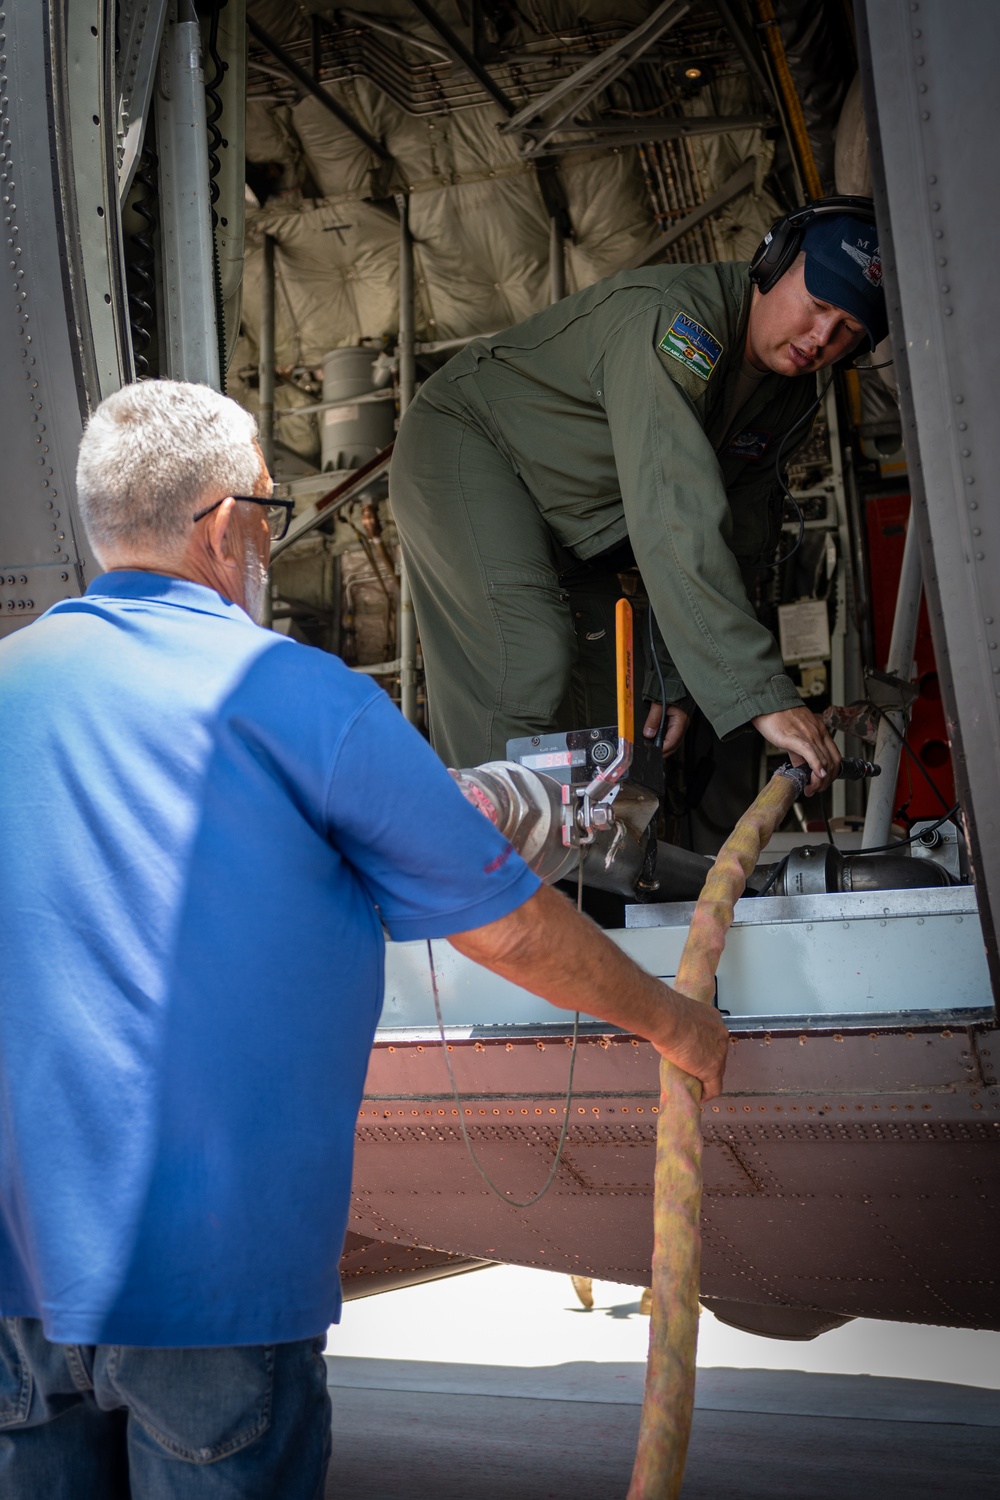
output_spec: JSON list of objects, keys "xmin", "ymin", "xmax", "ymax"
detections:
[
  {"xmin": 325, "ymin": 404, "xmax": 360, "ymax": 425},
  {"xmin": 778, "ymin": 598, "xmax": 831, "ymax": 664}
]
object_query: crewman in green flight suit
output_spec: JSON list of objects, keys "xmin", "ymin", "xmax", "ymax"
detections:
[{"xmin": 390, "ymin": 202, "xmax": 887, "ymax": 794}]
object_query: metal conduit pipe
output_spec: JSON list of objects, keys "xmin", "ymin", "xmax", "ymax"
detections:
[
  {"xmin": 396, "ymin": 193, "xmax": 419, "ymax": 725},
  {"xmin": 258, "ymin": 235, "xmax": 276, "ymax": 474},
  {"xmin": 154, "ymin": 4, "xmax": 221, "ymax": 386},
  {"xmin": 549, "ymin": 216, "xmax": 565, "ymax": 303},
  {"xmin": 862, "ymin": 513, "xmax": 923, "ymax": 847}
]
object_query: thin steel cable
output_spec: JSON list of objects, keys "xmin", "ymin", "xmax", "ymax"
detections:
[
  {"xmin": 428, "ymin": 855, "xmax": 584, "ymax": 1209},
  {"xmin": 755, "ymin": 853, "xmax": 789, "ymax": 896},
  {"xmin": 871, "ymin": 702, "xmax": 954, "ymax": 815},
  {"xmin": 853, "ymin": 801, "xmax": 960, "ymax": 855},
  {"xmin": 648, "ymin": 604, "xmax": 667, "ymax": 748}
]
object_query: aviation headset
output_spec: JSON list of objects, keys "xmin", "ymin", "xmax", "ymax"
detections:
[{"xmin": 748, "ymin": 194, "xmax": 879, "ymax": 297}]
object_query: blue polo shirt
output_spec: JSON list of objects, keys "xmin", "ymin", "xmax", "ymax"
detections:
[{"xmin": 0, "ymin": 572, "xmax": 539, "ymax": 1347}]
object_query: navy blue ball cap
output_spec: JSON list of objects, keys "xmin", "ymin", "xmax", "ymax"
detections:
[{"xmin": 801, "ymin": 213, "xmax": 888, "ymax": 349}]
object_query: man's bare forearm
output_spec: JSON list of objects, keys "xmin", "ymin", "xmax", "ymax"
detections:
[{"xmin": 447, "ymin": 884, "xmax": 729, "ymax": 1099}]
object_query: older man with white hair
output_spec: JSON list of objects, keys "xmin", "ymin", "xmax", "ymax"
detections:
[{"xmin": 0, "ymin": 379, "xmax": 727, "ymax": 1498}]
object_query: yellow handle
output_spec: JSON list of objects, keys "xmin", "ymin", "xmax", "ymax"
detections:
[{"xmin": 615, "ymin": 597, "xmax": 634, "ymax": 746}]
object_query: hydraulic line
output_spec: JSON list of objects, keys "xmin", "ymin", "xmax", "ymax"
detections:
[
  {"xmin": 754, "ymin": 0, "xmax": 823, "ymax": 200},
  {"xmin": 127, "ymin": 145, "xmax": 159, "ymax": 377},
  {"xmin": 626, "ymin": 761, "xmax": 809, "ymax": 1500},
  {"xmin": 204, "ymin": 0, "xmax": 229, "ymax": 388}
]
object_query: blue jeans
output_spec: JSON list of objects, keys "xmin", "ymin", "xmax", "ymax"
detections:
[{"xmin": 0, "ymin": 1317, "xmax": 332, "ymax": 1498}]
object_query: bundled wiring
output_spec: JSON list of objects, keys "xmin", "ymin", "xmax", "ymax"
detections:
[{"xmin": 772, "ymin": 372, "xmax": 835, "ymax": 568}]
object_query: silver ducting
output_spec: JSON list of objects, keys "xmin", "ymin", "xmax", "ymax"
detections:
[{"xmin": 762, "ymin": 842, "xmax": 954, "ymax": 897}]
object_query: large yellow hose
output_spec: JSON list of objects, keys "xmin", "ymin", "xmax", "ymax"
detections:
[{"xmin": 626, "ymin": 764, "xmax": 807, "ymax": 1499}]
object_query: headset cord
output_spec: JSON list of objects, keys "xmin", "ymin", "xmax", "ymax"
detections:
[
  {"xmin": 429, "ymin": 853, "xmax": 583, "ymax": 1209},
  {"xmin": 870, "ymin": 703, "xmax": 954, "ymax": 816},
  {"xmin": 648, "ymin": 604, "xmax": 667, "ymax": 748}
]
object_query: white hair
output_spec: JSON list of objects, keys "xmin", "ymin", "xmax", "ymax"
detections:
[{"xmin": 76, "ymin": 380, "xmax": 261, "ymax": 559}]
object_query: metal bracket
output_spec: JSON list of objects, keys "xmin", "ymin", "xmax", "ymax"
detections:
[
  {"xmin": 116, "ymin": 0, "xmax": 170, "ymax": 201},
  {"xmin": 864, "ymin": 668, "xmax": 919, "ymax": 714},
  {"xmin": 561, "ymin": 774, "xmax": 627, "ymax": 849},
  {"xmin": 543, "ymin": 114, "xmax": 775, "ymax": 155}
]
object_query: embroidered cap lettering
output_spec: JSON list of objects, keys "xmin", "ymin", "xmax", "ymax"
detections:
[
  {"xmin": 658, "ymin": 312, "xmax": 723, "ymax": 381},
  {"xmin": 840, "ymin": 238, "xmax": 883, "ymax": 289}
]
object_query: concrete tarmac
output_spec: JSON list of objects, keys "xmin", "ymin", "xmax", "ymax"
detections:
[{"xmin": 323, "ymin": 1357, "xmax": 1000, "ymax": 1499}]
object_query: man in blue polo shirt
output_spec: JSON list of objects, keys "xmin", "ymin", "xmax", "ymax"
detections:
[{"xmin": 0, "ymin": 380, "xmax": 726, "ymax": 1498}]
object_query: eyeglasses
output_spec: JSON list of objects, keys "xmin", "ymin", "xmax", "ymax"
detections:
[{"xmin": 192, "ymin": 495, "xmax": 295, "ymax": 542}]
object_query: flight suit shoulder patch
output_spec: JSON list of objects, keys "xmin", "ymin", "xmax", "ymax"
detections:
[{"xmin": 658, "ymin": 311, "xmax": 723, "ymax": 382}]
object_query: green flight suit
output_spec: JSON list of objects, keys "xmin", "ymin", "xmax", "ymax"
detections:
[{"xmin": 391, "ymin": 260, "xmax": 814, "ymax": 768}]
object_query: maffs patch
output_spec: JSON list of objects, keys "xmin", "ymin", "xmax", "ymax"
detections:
[{"xmin": 658, "ymin": 312, "xmax": 723, "ymax": 381}]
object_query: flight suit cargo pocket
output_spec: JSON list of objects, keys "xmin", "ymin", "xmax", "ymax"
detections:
[
  {"xmin": 106, "ymin": 1343, "xmax": 274, "ymax": 1463},
  {"xmin": 487, "ymin": 581, "xmax": 575, "ymax": 718}
]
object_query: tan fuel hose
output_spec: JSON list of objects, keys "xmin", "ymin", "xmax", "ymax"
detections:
[{"xmin": 626, "ymin": 762, "xmax": 808, "ymax": 1499}]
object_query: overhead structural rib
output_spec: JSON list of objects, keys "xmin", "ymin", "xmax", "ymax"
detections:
[
  {"xmin": 544, "ymin": 115, "xmax": 774, "ymax": 154},
  {"xmin": 500, "ymin": 0, "xmax": 692, "ymax": 156}
]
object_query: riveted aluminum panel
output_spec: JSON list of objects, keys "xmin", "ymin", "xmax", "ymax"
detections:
[
  {"xmin": 857, "ymin": 0, "xmax": 1000, "ymax": 1001},
  {"xmin": 0, "ymin": 1, "xmax": 131, "ymax": 636},
  {"xmin": 350, "ymin": 1022, "xmax": 1000, "ymax": 1326}
]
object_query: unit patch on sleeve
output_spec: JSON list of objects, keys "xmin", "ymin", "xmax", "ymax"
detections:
[
  {"xmin": 658, "ymin": 311, "xmax": 723, "ymax": 381},
  {"xmin": 725, "ymin": 429, "xmax": 772, "ymax": 461}
]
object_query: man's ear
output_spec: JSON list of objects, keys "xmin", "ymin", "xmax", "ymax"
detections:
[{"xmin": 204, "ymin": 497, "xmax": 239, "ymax": 566}]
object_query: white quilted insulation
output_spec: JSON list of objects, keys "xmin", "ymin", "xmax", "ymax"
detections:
[{"xmin": 234, "ymin": 1, "xmax": 785, "ymax": 457}]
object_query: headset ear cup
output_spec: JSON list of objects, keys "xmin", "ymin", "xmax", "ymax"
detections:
[{"xmin": 750, "ymin": 223, "xmax": 804, "ymax": 295}]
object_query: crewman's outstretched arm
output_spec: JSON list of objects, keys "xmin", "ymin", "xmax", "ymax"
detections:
[
  {"xmin": 448, "ymin": 884, "xmax": 729, "ymax": 1100},
  {"xmin": 603, "ymin": 313, "xmax": 797, "ymax": 740}
]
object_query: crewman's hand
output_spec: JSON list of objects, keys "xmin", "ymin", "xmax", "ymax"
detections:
[
  {"xmin": 751, "ymin": 705, "xmax": 841, "ymax": 796},
  {"xmin": 643, "ymin": 703, "xmax": 690, "ymax": 758}
]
